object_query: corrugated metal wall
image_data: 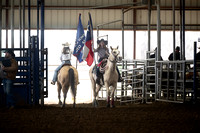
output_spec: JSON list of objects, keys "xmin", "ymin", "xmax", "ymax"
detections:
[{"xmin": 1, "ymin": 0, "xmax": 200, "ymax": 30}]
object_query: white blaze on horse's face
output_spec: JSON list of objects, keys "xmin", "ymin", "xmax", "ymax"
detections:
[{"xmin": 110, "ymin": 46, "xmax": 122, "ymax": 62}]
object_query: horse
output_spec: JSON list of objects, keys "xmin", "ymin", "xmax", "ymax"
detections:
[
  {"xmin": 56, "ymin": 65, "xmax": 79, "ymax": 108},
  {"xmin": 89, "ymin": 46, "xmax": 122, "ymax": 108}
]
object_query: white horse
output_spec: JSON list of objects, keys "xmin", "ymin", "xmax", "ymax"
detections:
[{"xmin": 89, "ymin": 46, "xmax": 122, "ymax": 108}]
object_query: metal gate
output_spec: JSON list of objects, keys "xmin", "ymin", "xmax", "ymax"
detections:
[
  {"xmin": 120, "ymin": 59, "xmax": 145, "ymax": 103},
  {"xmin": 0, "ymin": 38, "xmax": 48, "ymax": 106}
]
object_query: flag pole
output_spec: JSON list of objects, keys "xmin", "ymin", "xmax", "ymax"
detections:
[
  {"xmin": 76, "ymin": 59, "xmax": 78, "ymax": 69},
  {"xmin": 75, "ymin": 13, "xmax": 81, "ymax": 70}
]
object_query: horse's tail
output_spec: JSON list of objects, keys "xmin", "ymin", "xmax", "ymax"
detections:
[{"xmin": 69, "ymin": 68, "xmax": 75, "ymax": 96}]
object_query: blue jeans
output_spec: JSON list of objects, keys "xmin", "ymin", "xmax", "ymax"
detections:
[
  {"xmin": 52, "ymin": 61, "xmax": 71, "ymax": 82},
  {"xmin": 3, "ymin": 79, "xmax": 15, "ymax": 107}
]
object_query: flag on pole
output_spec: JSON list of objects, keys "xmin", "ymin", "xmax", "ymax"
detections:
[
  {"xmin": 82, "ymin": 12, "xmax": 94, "ymax": 66},
  {"xmin": 73, "ymin": 14, "xmax": 85, "ymax": 63}
]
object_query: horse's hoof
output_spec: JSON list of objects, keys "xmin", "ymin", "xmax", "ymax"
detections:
[
  {"xmin": 58, "ymin": 101, "xmax": 62, "ymax": 105},
  {"xmin": 95, "ymin": 103, "xmax": 98, "ymax": 108},
  {"xmin": 106, "ymin": 104, "xmax": 110, "ymax": 108},
  {"xmin": 61, "ymin": 104, "xmax": 65, "ymax": 108},
  {"xmin": 96, "ymin": 101, "xmax": 99, "ymax": 106},
  {"xmin": 92, "ymin": 103, "xmax": 98, "ymax": 108},
  {"xmin": 92, "ymin": 100, "xmax": 99, "ymax": 107}
]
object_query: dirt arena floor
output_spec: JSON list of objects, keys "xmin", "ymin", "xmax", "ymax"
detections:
[{"xmin": 0, "ymin": 100, "xmax": 200, "ymax": 133}]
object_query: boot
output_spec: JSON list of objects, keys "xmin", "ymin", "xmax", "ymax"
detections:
[
  {"xmin": 118, "ymin": 76, "xmax": 123, "ymax": 82},
  {"xmin": 51, "ymin": 81, "xmax": 55, "ymax": 85},
  {"xmin": 96, "ymin": 77, "xmax": 101, "ymax": 85}
]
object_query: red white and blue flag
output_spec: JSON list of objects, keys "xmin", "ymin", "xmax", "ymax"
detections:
[
  {"xmin": 82, "ymin": 12, "xmax": 94, "ymax": 66},
  {"xmin": 73, "ymin": 14, "xmax": 85, "ymax": 63}
]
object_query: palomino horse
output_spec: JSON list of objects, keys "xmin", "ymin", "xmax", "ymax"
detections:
[
  {"xmin": 57, "ymin": 65, "xmax": 79, "ymax": 108},
  {"xmin": 89, "ymin": 46, "xmax": 122, "ymax": 108}
]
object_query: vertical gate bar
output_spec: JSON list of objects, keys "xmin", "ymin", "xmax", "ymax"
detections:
[
  {"xmin": 159, "ymin": 62, "xmax": 162, "ymax": 99},
  {"xmin": 40, "ymin": 0, "xmax": 45, "ymax": 106},
  {"xmin": 142, "ymin": 65, "xmax": 145, "ymax": 103},
  {"xmin": 174, "ymin": 62, "xmax": 177, "ymax": 101},
  {"xmin": 183, "ymin": 62, "xmax": 186, "ymax": 103},
  {"xmin": 167, "ymin": 62, "xmax": 169, "ymax": 100},
  {"xmin": 31, "ymin": 36, "xmax": 40, "ymax": 105}
]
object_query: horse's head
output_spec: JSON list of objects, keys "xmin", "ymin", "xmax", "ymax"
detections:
[{"xmin": 109, "ymin": 46, "xmax": 122, "ymax": 62}]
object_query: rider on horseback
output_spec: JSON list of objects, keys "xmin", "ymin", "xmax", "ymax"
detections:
[
  {"xmin": 51, "ymin": 42, "xmax": 72, "ymax": 85},
  {"xmin": 94, "ymin": 39, "xmax": 109, "ymax": 85},
  {"xmin": 94, "ymin": 39, "xmax": 122, "ymax": 85}
]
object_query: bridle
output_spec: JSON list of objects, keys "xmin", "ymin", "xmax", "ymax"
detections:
[{"xmin": 109, "ymin": 50, "xmax": 119, "ymax": 63}]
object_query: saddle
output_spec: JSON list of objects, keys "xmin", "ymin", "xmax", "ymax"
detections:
[
  {"xmin": 57, "ymin": 64, "xmax": 72, "ymax": 75},
  {"xmin": 98, "ymin": 59, "xmax": 107, "ymax": 74},
  {"xmin": 62, "ymin": 64, "xmax": 72, "ymax": 67},
  {"xmin": 92, "ymin": 59, "xmax": 108, "ymax": 85}
]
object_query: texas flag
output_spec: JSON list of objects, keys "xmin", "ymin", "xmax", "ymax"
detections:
[{"xmin": 82, "ymin": 12, "xmax": 94, "ymax": 66}]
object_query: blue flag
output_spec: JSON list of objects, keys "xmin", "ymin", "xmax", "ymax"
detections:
[{"xmin": 73, "ymin": 14, "xmax": 85, "ymax": 63}]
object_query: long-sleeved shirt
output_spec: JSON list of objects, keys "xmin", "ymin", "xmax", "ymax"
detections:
[
  {"xmin": 95, "ymin": 47, "xmax": 109, "ymax": 62},
  {"xmin": 3, "ymin": 58, "xmax": 18, "ymax": 80},
  {"xmin": 60, "ymin": 53, "xmax": 71, "ymax": 64}
]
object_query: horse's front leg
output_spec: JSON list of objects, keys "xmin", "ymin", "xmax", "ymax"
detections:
[
  {"xmin": 105, "ymin": 83, "xmax": 111, "ymax": 108},
  {"xmin": 93, "ymin": 84, "xmax": 101, "ymax": 107},
  {"xmin": 110, "ymin": 85, "xmax": 117, "ymax": 108},
  {"xmin": 91, "ymin": 73, "xmax": 101, "ymax": 107},
  {"xmin": 91, "ymin": 77, "xmax": 97, "ymax": 107}
]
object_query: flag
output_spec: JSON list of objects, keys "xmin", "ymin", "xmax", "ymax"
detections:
[
  {"xmin": 73, "ymin": 14, "xmax": 85, "ymax": 63},
  {"xmin": 82, "ymin": 12, "xmax": 94, "ymax": 66}
]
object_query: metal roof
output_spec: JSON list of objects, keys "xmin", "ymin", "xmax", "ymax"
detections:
[{"xmin": 0, "ymin": 0, "xmax": 200, "ymax": 30}]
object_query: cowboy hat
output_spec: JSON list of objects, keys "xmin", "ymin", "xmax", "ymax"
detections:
[
  {"xmin": 97, "ymin": 39, "xmax": 108, "ymax": 45},
  {"xmin": 62, "ymin": 42, "xmax": 71, "ymax": 47}
]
